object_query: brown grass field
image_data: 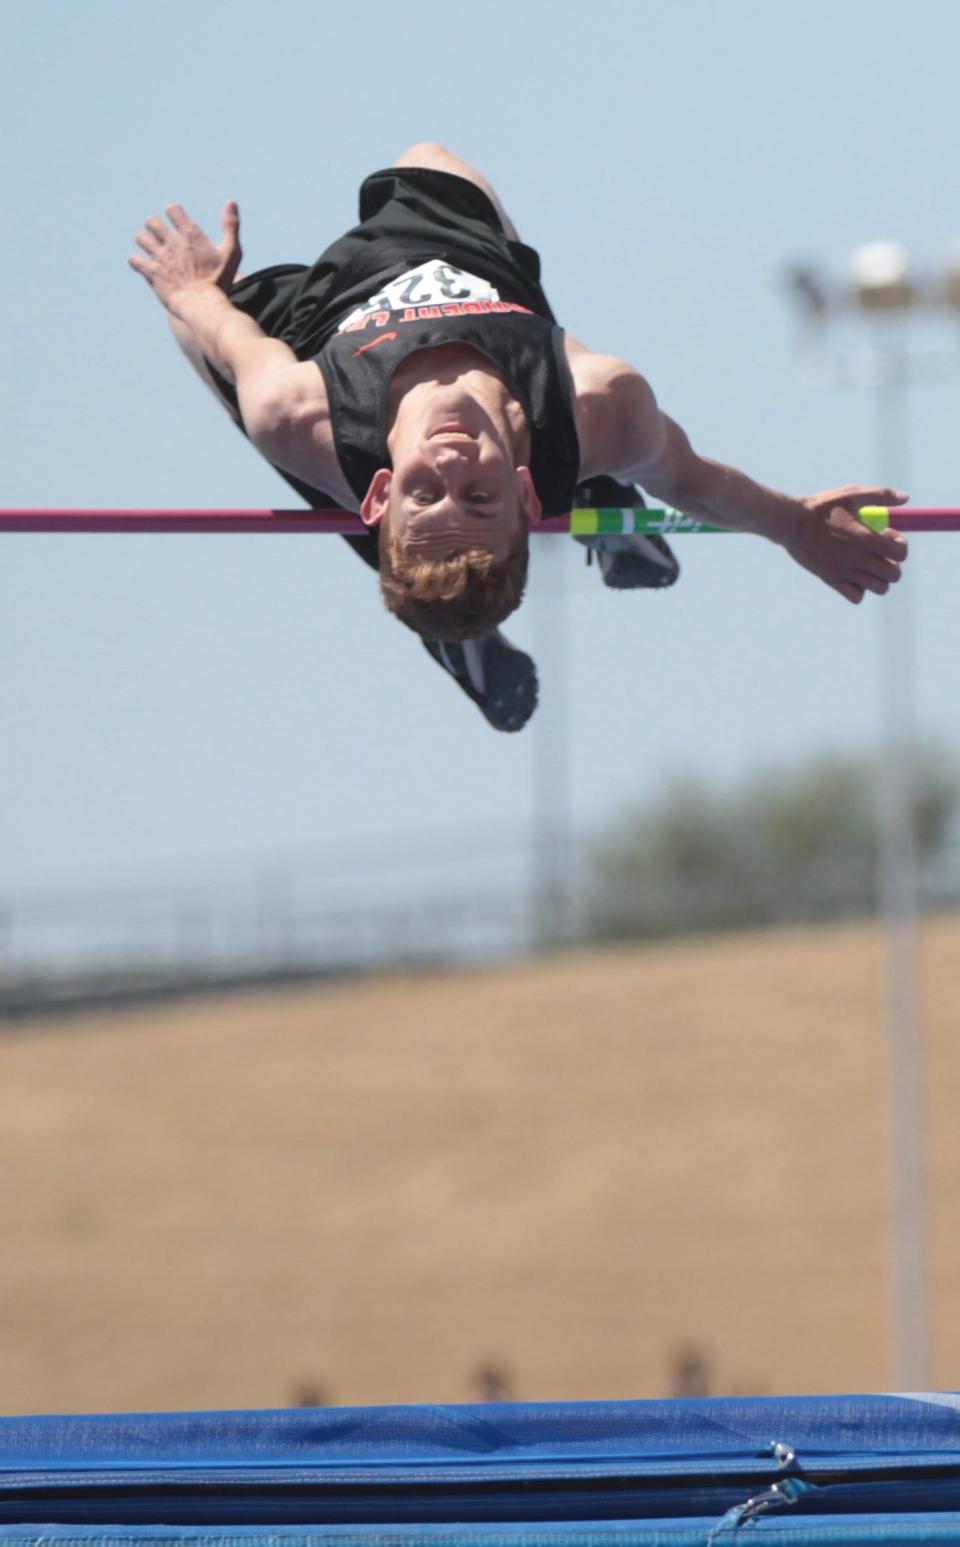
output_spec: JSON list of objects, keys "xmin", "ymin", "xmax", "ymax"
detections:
[{"xmin": 2, "ymin": 914, "xmax": 959, "ymax": 1416}]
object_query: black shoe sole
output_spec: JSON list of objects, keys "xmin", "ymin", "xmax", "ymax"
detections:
[{"xmin": 422, "ymin": 637, "xmax": 539, "ymax": 733}]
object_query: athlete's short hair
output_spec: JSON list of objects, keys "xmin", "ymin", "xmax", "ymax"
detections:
[{"xmin": 377, "ymin": 513, "xmax": 529, "ymax": 641}]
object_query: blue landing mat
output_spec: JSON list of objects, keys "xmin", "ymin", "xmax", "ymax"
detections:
[{"xmin": 1, "ymin": 1393, "xmax": 959, "ymax": 1543}]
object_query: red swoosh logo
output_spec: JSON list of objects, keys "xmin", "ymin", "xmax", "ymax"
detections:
[{"xmin": 353, "ymin": 331, "xmax": 398, "ymax": 358}]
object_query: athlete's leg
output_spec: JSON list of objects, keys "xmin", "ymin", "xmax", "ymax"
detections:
[{"xmin": 392, "ymin": 141, "xmax": 520, "ymax": 242}]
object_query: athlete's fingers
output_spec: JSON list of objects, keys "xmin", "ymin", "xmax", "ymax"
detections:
[
  {"xmin": 165, "ymin": 203, "xmax": 198, "ymax": 235},
  {"xmin": 861, "ymin": 552, "xmax": 903, "ymax": 583},
  {"xmin": 128, "ymin": 254, "xmax": 154, "ymax": 278},
  {"xmin": 144, "ymin": 216, "xmax": 169, "ymax": 244},
  {"xmin": 872, "ymin": 528, "xmax": 909, "ymax": 560},
  {"xmin": 854, "ymin": 570, "xmax": 891, "ymax": 596},
  {"xmin": 822, "ymin": 484, "xmax": 908, "ymax": 511},
  {"xmin": 842, "ymin": 485, "xmax": 910, "ymax": 508},
  {"xmin": 865, "ymin": 486, "xmax": 909, "ymax": 506},
  {"xmin": 221, "ymin": 199, "xmax": 240, "ymax": 235},
  {"xmin": 135, "ymin": 228, "xmax": 163, "ymax": 257},
  {"xmin": 835, "ymin": 579, "xmax": 865, "ymax": 604}
]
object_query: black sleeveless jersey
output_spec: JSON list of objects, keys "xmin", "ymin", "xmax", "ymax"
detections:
[
  {"xmin": 212, "ymin": 167, "xmax": 581, "ymax": 516},
  {"xmin": 316, "ymin": 304, "xmax": 580, "ymax": 518}
]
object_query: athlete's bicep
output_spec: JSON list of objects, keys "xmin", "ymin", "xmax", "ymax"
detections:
[
  {"xmin": 601, "ymin": 383, "xmax": 706, "ymax": 498},
  {"xmin": 232, "ymin": 355, "xmax": 311, "ymax": 436}
]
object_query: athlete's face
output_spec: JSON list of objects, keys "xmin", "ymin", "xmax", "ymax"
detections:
[{"xmin": 362, "ymin": 398, "xmax": 541, "ymax": 558}]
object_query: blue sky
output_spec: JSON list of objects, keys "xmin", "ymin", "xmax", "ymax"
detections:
[{"xmin": 2, "ymin": 0, "xmax": 959, "ymax": 895}]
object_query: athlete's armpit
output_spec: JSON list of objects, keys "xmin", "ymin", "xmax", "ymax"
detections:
[{"xmin": 241, "ymin": 363, "xmax": 360, "ymax": 512}]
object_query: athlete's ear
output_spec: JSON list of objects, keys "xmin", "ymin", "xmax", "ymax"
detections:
[
  {"xmin": 360, "ymin": 469, "xmax": 392, "ymax": 527},
  {"xmin": 516, "ymin": 467, "xmax": 543, "ymax": 525}
]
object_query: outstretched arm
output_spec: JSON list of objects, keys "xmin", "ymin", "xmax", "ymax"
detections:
[
  {"xmin": 129, "ymin": 202, "xmax": 354, "ymax": 504},
  {"xmin": 129, "ymin": 202, "xmax": 306, "ymax": 439},
  {"xmin": 572, "ymin": 354, "xmax": 909, "ymax": 604}
]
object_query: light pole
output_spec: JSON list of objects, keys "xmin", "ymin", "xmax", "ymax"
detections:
[
  {"xmin": 531, "ymin": 536, "xmax": 573, "ymax": 952},
  {"xmin": 785, "ymin": 241, "xmax": 960, "ymax": 1390}
]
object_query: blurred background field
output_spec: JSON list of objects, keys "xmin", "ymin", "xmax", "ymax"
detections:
[{"xmin": 2, "ymin": 911, "xmax": 960, "ymax": 1415}]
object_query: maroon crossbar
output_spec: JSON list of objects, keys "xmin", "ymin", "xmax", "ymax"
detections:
[{"xmin": 0, "ymin": 507, "xmax": 957, "ymax": 534}]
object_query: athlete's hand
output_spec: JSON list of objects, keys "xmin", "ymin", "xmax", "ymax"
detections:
[
  {"xmin": 785, "ymin": 485, "xmax": 909, "ymax": 603},
  {"xmin": 128, "ymin": 201, "xmax": 242, "ymax": 309}
]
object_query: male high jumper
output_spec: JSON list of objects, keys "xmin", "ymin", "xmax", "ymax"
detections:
[{"xmin": 130, "ymin": 142, "xmax": 908, "ymax": 731}]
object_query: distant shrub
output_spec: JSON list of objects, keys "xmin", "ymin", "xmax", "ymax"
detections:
[{"xmin": 584, "ymin": 747, "xmax": 959, "ymax": 942}]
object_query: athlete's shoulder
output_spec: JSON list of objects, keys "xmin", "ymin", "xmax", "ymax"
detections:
[
  {"xmin": 563, "ymin": 339, "xmax": 656, "ymax": 479},
  {"xmin": 563, "ymin": 335, "xmax": 637, "ymax": 390}
]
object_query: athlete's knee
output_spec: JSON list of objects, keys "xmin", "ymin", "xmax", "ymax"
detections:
[{"xmin": 394, "ymin": 140, "xmax": 455, "ymax": 169}]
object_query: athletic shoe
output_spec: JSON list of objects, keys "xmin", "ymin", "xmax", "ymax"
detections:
[
  {"xmin": 573, "ymin": 475, "xmax": 680, "ymax": 590},
  {"xmin": 421, "ymin": 629, "xmax": 538, "ymax": 732}
]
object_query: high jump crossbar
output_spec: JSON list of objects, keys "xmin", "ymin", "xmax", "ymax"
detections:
[{"xmin": 0, "ymin": 505, "xmax": 954, "ymax": 535}]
